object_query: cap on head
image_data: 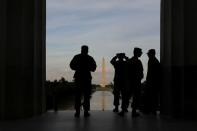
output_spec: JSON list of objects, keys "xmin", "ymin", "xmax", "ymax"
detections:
[
  {"xmin": 117, "ymin": 53, "xmax": 125, "ymax": 57},
  {"xmin": 147, "ymin": 49, "xmax": 156, "ymax": 55},
  {"xmin": 134, "ymin": 47, "xmax": 142, "ymax": 54},
  {"xmin": 81, "ymin": 45, "xmax": 89, "ymax": 54}
]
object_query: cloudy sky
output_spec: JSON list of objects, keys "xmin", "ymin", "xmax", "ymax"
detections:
[{"xmin": 46, "ymin": 0, "xmax": 160, "ymax": 84}]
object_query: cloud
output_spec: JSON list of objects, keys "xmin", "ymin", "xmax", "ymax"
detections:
[{"xmin": 47, "ymin": 0, "xmax": 160, "ymax": 13}]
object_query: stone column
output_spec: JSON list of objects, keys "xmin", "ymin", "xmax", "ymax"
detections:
[
  {"xmin": 161, "ymin": 0, "xmax": 197, "ymax": 119},
  {"xmin": 0, "ymin": 0, "xmax": 46, "ymax": 119}
]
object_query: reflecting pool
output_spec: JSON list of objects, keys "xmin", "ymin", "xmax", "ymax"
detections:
[{"xmin": 91, "ymin": 91, "xmax": 114, "ymax": 111}]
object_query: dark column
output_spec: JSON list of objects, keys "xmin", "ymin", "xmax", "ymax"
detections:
[
  {"xmin": 161, "ymin": 0, "xmax": 197, "ymax": 119},
  {"xmin": 0, "ymin": 0, "xmax": 46, "ymax": 119},
  {"xmin": 184, "ymin": 1, "xmax": 197, "ymax": 118},
  {"xmin": 0, "ymin": 0, "xmax": 7, "ymax": 120}
]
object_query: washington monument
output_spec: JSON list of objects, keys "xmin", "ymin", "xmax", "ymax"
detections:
[{"xmin": 101, "ymin": 57, "xmax": 107, "ymax": 87}]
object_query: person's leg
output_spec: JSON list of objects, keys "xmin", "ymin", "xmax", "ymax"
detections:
[
  {"xmin": 131, "ymin": 85, "xmax": 141, "ymax": 117},
  {"xmin": 74, "ymin": 80, "xmax": 82, "ymax": 117},
  {"xmin": 125, "ymin": 89, "xmax": 132, "ymax": 111},
  {"xmin": 83, "ymin": 80, "xmax": 92, "ymax": 117},
  {"xmin": 74, "ymin": 90, "xmax": 82, "ymax": 117},
  {"xmin": 142, "ymin": 87, "xmax": 151, "ymax": 114},
  {"xmin": 118, "ymin": 86, "xmax": 128, "ymax": 116},
  {"xmin": 131, "ymin": 94, "xmax": 139, "ymax": 117},
  {"xmin": 83, "ymin": 92, "xmax": 91, "ymax": 111},
  {"xmin": 113, "ymin": 85, "xmax": 120, "ymax": 112},
  {"xmin": 122, "ymin": 92, "xmax": 128, "ymax": 111},
  {"xmin": 151, "ymin": 88, "xmax": 158, "ymax": 115},
  {"xmin": 83, "ymin": 95, "xmax": 91, "ymax": 117}
]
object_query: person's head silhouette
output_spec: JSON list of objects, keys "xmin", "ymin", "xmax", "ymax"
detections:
[
  {"xmin": 116, "ymin": 53, "xmax": 125, "ymax": 61},
  {"xmin": 147, "ymin": 49, "xmax": 156, "ymax": 58},
  {"xmin": 133, "ymin": 47, "xmax": 142, "ymax": 57},
  {"xmin": 81, "ymin": 45, "xmax": 88, "ymax": 55}
]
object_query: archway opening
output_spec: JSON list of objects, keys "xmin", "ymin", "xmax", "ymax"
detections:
[{"xmin": 46, "ymin": 0, "xmax": 160, "ymax": 111}]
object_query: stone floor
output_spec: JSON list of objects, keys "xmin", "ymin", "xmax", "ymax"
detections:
[{"xmin": 0, "ymin": 111, "xmax": 197, "ymax": 131}]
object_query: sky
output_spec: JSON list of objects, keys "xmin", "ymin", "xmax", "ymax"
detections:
[{"xmin": 46, "ymin": 0, "xmax": 160, "ymax": 84}]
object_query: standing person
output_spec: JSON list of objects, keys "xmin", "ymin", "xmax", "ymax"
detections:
[
  {"xmin": 143, "ymin": 49, "xmax": 161, "ymax": 115},
  {"xmin": 70, "ymin": 45, "xmax": 97, "ymax": 118},
  {"xmin": 110, "ymin": 53, "xmax": 129, "ymax": 114},
  {"xmin": 126, "ymin": 47, "xmax": 143, "ymax": 117}
]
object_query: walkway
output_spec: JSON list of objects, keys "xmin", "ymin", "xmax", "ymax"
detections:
[{"xmin": 0, "ymin": 111, "xmax": 197, "ymax": 131}]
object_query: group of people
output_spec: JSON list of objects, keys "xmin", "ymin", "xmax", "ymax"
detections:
[
  {"xmin": 110, "ymin": 47, "xmax": 161, "ymax": 117},
  {"xmin": 70, "ymin": 45, "xmax": 161, "ymax": 118}
]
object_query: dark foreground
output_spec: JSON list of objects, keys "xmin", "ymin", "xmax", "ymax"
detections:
[{"xmin": 0, "ymin": 111, "xmax": 197, "ymax": 131}]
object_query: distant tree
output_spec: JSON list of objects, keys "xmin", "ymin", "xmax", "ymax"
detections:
[{"xmin": 59, "ymin": 77, "xmax": 68, "ymax": 83}]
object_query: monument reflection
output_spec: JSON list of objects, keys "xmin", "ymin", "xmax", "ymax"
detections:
[{"xmin": 91, "ymin": 91, "xmax": 114, "ymax": 111}]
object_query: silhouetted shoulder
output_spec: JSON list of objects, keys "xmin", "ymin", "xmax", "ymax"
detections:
[
  {"xmin": 87, "ymin": 55, "xmax": 95, "ymax": 61},
  {"xmin": 87, "ymin": 55, "xmax": 97, "ymax": 72},
  {"xmin": 128, "ymin": 57, "xmax": 140, "ymax": 64},
  {"xmin": 70, "ymin": 54, "xmax": 96, "ymax": 72},
  {"xmin": 70, "ymin": 54, "xmax": 81, "ymax": 70},
  {"xmin": 127, "ymin": 57, "xmax": 143, "ymax": 80}
]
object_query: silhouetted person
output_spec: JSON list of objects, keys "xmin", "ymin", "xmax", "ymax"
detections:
[
  {"xmin": 143, "ymin": 49, "xmax": 161, "ymax": 115},
  {"xmin": 124, "ymin": 47, "xmax": 143, "ymax": 117},
  {"xmin": 70, "ymin": 45, "xmax": 97, "ymax": 117},
  {"xmin": 110, "ymin": 53, "xmax": 129, "ymax": 113}
]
